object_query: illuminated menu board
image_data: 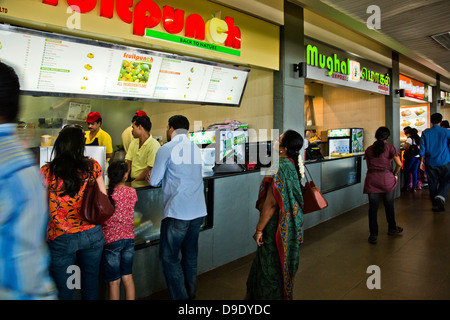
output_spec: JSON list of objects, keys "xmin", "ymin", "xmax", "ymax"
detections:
[{"xmin": 0, "ymin": 25, "xmax": 249, "ymax": 106}]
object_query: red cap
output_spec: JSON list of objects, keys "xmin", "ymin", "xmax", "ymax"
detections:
[
  {"xmin": 86, "ymin": 112, "xmax": 101, "ymax": 123},
  {"xmin": 135, "ymin": 110, "xmax": 147, "ymax": 117}
]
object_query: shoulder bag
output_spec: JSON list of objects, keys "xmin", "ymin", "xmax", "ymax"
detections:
[
  {"xmin": 80, "ymin": 172, "xmax": 114, "ymax": 225},
  {"xmin": 302, "ymin": 165, "xmax": 328, "ymax": 214}
]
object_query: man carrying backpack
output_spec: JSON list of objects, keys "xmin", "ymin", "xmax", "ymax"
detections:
[{"xmin": 419, "ymin": 113, "xmax": 450, "ymax": 212}]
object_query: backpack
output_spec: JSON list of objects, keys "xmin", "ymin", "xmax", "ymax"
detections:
[{"xmin": 404, "ymin": 143, "xmax": 420, "ymax": 159}]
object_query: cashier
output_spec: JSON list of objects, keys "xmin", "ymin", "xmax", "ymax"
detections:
[
  {"xmin": 121, "ymin": 110, "xmax": 147, "ymax": 153},
  {"xmin": 125, "ymin": 115, "xmax": 160, "ymax": 181},
  {"xmin": 85, "ymin": 111, "xmax": 113, "ymax": 161}
]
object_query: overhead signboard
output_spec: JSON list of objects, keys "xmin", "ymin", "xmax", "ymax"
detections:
[
  {"xmin": 305, "ymin": 38, "xmax": 391, "ymax": 95},
  {"xmin": 399, "ymin": 74, "xmax": 430, "ymax": 101},
  {"xmin": 0, "ymin": 24, "xmax": 249, "ymax": 106}
]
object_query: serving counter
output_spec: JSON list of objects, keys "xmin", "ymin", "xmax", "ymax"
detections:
[{"xmin": 130, "ymin": 154, "xmax": 368, "ymax": 298}]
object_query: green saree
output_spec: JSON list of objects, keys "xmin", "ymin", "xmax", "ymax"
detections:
[{"xmin": 247, "ymin": 157, "xmax": 304, "ymax": 300}]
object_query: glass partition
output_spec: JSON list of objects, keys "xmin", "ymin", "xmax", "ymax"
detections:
[{"xmin": 321, "ymin": 157, "xmax": 361, "ymax": 193}]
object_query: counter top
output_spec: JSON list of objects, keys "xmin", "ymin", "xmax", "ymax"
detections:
[
  {"xmin": 126, "ymin": 168, "xmax": 264, "ymax": 191},
  {"xmin": 304, "ymin": 152, "xmax": 364, "ymax": 164},
  {"xmin": 127, "ymin": 154, "xmax": 366, "ymax": 191}
]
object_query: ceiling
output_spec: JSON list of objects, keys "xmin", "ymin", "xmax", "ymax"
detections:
[
  {"xmin": 321, "ymin": 0, "xmax": 450, "ymax": 74},
  {"xmin": 210, "ymin": 0, "xmax": 450, "ymax": 83},
  {"xmin": 291, "ymin": 0, "xmax": 450, "ymax": 81}
]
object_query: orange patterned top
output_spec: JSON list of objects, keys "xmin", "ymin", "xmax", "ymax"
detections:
[{"xmin": 41, "ymin": 159, "xmax": 102, "ymax": 241}]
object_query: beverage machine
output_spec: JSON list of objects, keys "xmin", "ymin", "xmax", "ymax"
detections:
[{"xmin": 327, "ymin": 128, "xmax": 364, "ymax": 156}]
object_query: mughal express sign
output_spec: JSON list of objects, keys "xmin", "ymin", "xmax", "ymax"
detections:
[
  {"xmin": 305, "ymin": 39, "xmax": 390, "ymax": 95},
  {"xmin": 42, "ymin": 0, "xmax": 241, "ymax": 56}
]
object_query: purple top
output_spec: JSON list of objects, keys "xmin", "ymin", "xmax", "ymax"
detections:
[{"xmin": 363, "ymin": 141, "xmax": 399, "ymax": 194}]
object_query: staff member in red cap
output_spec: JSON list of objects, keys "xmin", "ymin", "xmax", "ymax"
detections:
[
  {"xmin": 85, "ymin": 111, "xmax": 113, "ymax": 161},
  {"xmin": 121, "ymin": 110, "xmax": 147, "ymax": 153}
]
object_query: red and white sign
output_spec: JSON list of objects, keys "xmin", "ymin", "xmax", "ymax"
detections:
[
  {"xmin": 399, "ymin": 74, "xmax": 428, "ymax": 101},
  {"xmin": 42, "ymin": 0, "xmax": 241, "ymax": 49}
]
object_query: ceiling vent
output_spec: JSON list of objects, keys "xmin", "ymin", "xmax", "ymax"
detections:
[{"xmin": 431, "ymin": 32, "xmax": 450, "ymax": 50}]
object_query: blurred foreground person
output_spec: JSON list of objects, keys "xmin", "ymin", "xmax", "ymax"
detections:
[{"xmin": 0, "ymin": 62, "xmax": 57, "ymax": 299}]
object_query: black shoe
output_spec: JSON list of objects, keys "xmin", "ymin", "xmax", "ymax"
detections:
[
  {"xmin": 435, "ymin": 197, "xmax": 445, "ymax": 212},
  {"xmin": 388, "ymin": 226, "xmax": 403, "ymax": 236},
  {"xmin": 368, "ymin": 235, "xmax": 377, "ymax": 244}
]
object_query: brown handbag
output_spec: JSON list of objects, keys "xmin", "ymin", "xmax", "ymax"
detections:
[
  {"xmin": 80, "ymin": 172, "xmax": 115, "ymax": 225},
  {"xmin": 302, "ymin": 166, "xmax": 328, "ymax": 214}
]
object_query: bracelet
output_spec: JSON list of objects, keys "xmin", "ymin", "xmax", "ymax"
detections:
[{"xmin": 255, "ymin": 229, "xmax": 263, "ymax": 234}]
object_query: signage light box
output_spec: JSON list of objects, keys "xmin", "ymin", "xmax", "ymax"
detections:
[{"xmin": 0, "ymin": 24, "xmax": 249, "ymax": 107}]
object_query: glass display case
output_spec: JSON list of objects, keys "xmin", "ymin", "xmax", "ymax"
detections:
[{"xmin": 130, "ymin": 180, "xmax": 213, "ymax": 249}]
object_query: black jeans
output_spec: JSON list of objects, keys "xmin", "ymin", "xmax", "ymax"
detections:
[{"xmin": 368, "ymin": 190, "xmax": 396, "ymax": 236}]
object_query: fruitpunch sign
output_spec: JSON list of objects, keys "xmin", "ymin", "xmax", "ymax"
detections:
[{"xmin": 42, "ymin": 0, "xmax": 241, "ymax": 56}]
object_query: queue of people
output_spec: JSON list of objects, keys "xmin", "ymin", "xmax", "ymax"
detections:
[{"xmin": 1, "ymin": 60, "xmax": 449, "ymax": 300}]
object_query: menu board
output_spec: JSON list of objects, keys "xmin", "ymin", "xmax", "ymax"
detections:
[
  {"xmin": 0, "ymin": 25, "xmax": 249, "ymax": 106},
  {"xmin": 400, "ymin": 104, "xmax": 429, "ymax": 140}
]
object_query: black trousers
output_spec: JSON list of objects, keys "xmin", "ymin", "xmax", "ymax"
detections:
[{"xmin": 368, "ymin": 190, "xmax": 396, "ymax": 236}]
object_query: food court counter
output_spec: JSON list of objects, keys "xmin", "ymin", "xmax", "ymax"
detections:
[{"xmin": 130, "ymin": 154, "xmax": 369, "ymax": 298}]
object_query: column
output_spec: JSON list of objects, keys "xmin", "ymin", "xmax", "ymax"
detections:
[
  {"xmin": 385, "ymin": 51, "xmax": 400, "ymax": 151},
  {"xmin": 273, "ymin": 1, "xmax": 305, "ymax": 135}
]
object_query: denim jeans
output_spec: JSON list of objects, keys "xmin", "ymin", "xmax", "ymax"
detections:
[
  {"xmin": 425, "ymin": 163, "xmax": 450, "ymax": 205},
  {"xmin": 159, "ymin": 217, "xmax": 204, "ymax": 300},
  {"xmin": 102, "ymin": 239, "xmax": 135, "ymax": 282},
  {"xmin": 47, "ymin": 226, "xmax": 105, "ymax": 300},
  {"xmin": 404, "ymin": 157, "xmax": 420, "ymax": 190}
]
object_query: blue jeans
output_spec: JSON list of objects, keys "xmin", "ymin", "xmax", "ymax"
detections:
[
  {"xmin": 159, "ymin": 217, "xmax": 204, "ymax": 300},
  {"xmin": 425, "ymin": 163, "xmax": 450, "ymax": 205},
  {"xmin": 48, "ymin": 226, "xmax": 104, "ymax": 300},
  {"xmin": 102, "ymin": 239, "xmax": 135, "ymax": 282},
  {"xmin": 404, "ymin": 157, "xmax": 420, "ymax": 190}
]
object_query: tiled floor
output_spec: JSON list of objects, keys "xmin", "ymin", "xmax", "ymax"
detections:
[{"xmin": 148, "ymin": 188, "xmax": 450, "ymax": 300}]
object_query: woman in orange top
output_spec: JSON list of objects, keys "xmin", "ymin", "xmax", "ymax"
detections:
[{"xmin": 41, "ymin": 125, "xmax": 106, "ymax": 300}]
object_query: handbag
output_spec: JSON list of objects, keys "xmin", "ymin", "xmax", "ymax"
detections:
[
  {"xmin": 80, "ymin": 172, "xmax": 115, "ymax": 225},
  {"xmin": 302, "ymin": 166, "xmax": 328, "ymax": 214},
  {"xmin": 403, "ymin": 143, "xmax": 420, "ymax": 159}
]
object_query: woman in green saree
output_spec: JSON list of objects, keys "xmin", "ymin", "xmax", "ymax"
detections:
[{"xmin": 247, "ymin": 130, "xmax": 304, "ymax": 300}]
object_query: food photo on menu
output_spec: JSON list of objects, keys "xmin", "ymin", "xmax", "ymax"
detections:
[{"xmin": 400, "ymin": 104, "xmax": 429, "ymax": 139}]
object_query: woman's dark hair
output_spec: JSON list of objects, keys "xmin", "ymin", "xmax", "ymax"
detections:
[
  {"xmin": 49, "ymin": 126, "xmax": 92, "ymax": 197},
  {"xmin": 280, "ymin": 129, "xmax": 304, "ymax": 179},
  {"xmin": 0, "ymin": 62, "xmax": 20, "ymax": 123},
  {"xmin": 408, "ymin": 128, "xmax": 421, "ymax": 146},
  {"xmin": 440, "ymin": 120, "xmax": 449, "ymax": 128},
  {"xmin": 373, "ymin": 126, "xmax": 390, "ymax": 158},
  {"xmin": 107, "ymin": 161, "xmax": 128, "ymax": 207}
]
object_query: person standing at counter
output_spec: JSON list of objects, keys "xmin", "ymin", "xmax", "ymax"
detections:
[
  {"xmin": 0, "ymin": 62, "xmax": 57, "ymax": 299},
  {"xmin": 103, "ymin": 161, "xmax": 137, "ymax": 300},
  {"xmin": 247, "ymin": 130, "xmax": 304, "ymax": 300},
  {"xmin": 41, "ymin": 125, "xmax": 106, "ymax": 300},
  {"xmin": 85, "ymin": 111, "xmax": 113, "ymax": 161},
  {"xmin": 403, "ymin": 128, "xmax": 421, "ymax": 192},
  {"xmin": 419, "ymin": 113, "xmax": 450, "ymax": 212},
  {"xmin": 125, "ymin": 115, "xmax": 160, "ymax": 181},
  {"xmin": 149, "ymin": 115, "xmax": 207, "ymax": 300},
  {"xmin": 363, "ymin": 127, "xmax": 403, "ymax": 244},
  {"xmin": 121, "ymin": 110, "xmax": 147, "ymax": 153}
]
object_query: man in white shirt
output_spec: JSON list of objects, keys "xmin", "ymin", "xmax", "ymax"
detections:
[{"xmin": 149, "ymin": 115, "xmax": 207, "ymax": 300}]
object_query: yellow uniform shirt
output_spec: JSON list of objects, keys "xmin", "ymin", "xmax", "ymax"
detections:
[
  {"xmin": 125, "ymin": 135, "xmax": 160, "ymax": 179},
  {"xmin": 85, "ymin": 128, "xmax": 113, "ymax": 160},
  {"xmin": 121, "ymin": 125, "xmax": 137, "ymax": 153}
]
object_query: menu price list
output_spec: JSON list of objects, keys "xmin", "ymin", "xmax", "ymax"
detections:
[{"xmin": 0, "ymin": 27, "xmax": 248, "ymax": 105}]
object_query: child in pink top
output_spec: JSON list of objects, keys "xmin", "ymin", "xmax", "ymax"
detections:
[{"xmin": 102, "ymin": 161, "xmax": 138, "ymax": 300}]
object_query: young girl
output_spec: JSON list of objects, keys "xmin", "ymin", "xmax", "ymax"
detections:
[{"xmin": 102, "ymin": 161, "xmax": 138, "ymax": 300}]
